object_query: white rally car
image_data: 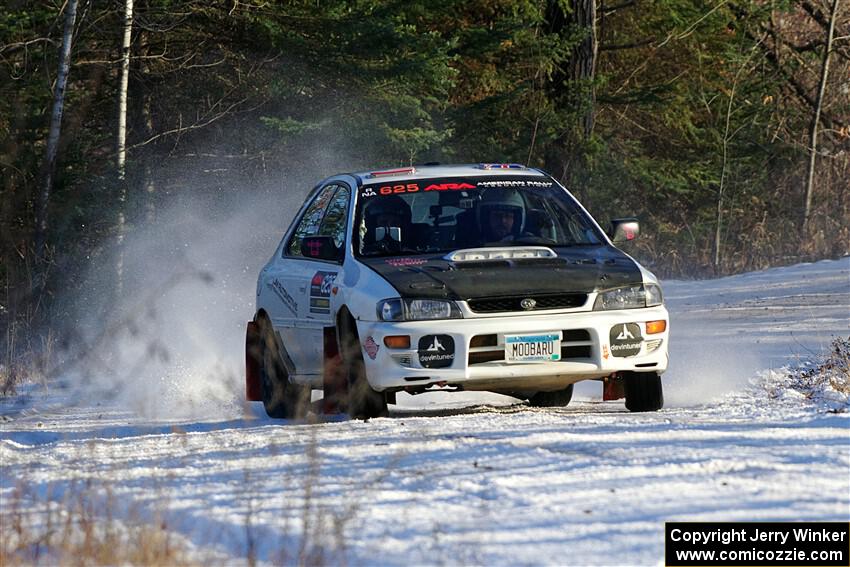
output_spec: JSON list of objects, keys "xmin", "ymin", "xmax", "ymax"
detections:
[{"xmin": 246, "ymin": 164, "xmax": 669, "ymax": 419}]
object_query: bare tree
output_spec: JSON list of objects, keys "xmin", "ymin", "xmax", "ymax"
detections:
[
  {"xmin": 116, "ymin": 0, "xmax": 134, "ymax": 294},
  {"xmin": 117, "ymin": 0, "xmax": 134, "ymax": 182},
  {"xmin": 803, "ymin": 0, "xmax": 841, "ymax": 232},
  {"xmin": 543, "ymin": 0, "xmax": 598, "ymax": 182},
  {"xmin": 714, "ymin": 41, "xmax": 763, "ymax": 271},
  {"xmin": 35, "ymin": 0, "xmax": 80, "ymax": 258},
  {"xmin": 571, "ymin": 0, "xmax": 598, "ymax": 138}
]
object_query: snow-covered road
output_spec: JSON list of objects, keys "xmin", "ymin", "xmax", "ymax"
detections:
[{"xmin": 2, "ymin": 258, "xmax": 849, "ymax": 565}]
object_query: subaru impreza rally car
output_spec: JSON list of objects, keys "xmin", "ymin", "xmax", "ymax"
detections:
[{"xmin": 246, "ymin": 164, "xmax": 668, "ymax": 419}]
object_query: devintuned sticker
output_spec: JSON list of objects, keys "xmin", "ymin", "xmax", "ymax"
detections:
[
  {"xmin": 363, "ymin": 336, "xmax": 380, "ymax": 360},
  {"xmin": 418, "ymin": 335, "xmax": 455, "ymax": 368},
  {"xmin": 609, "ymin": 323, "xmax": 642, "ymax": 357}
]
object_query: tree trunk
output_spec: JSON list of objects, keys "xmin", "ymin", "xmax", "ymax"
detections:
[
  {"xmin": 142, "ymin": 90, "xmax": 156, "ymax": 224},
  {"xmin": 116, "ymin": 0, "xmax": 134, "ymax": 294},
  {"xmin": 802, "ymin": 0, "xmax": 839, "ymax": 232},
  {"xmin": 117, "ymin": 0, "xmax": 133, "ymax": 182},
  {"xmin": 714, "ymin": 41, "xmax": 761, "ymax": 272},
  {"xmin": 570, "ymin": 0, "xmax": 598, "ymax": 139},
  {"xmin": 137, "ymin": 15, "xmax": 157, "ymax": 224},
  {"xmin": 543, "ymin": 0, "xmax": 598, "ymax": 183},
  {"xmin": 35, "ymin": 0, "xmax": 79, "ymax": 257}
]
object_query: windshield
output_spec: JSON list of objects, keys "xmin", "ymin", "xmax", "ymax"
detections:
[{"xmin": 354, "ymin": 176, "xmax": 605, "ymax": 257}]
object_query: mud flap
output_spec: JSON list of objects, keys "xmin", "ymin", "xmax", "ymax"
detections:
[
  {"xmin": 603, "ymin": 373, "xmax": 626, "ymax": 401},
  {"xmin": 245, "ymin": 321, "xmax": 262, "ymax": 401},
  {"xmin": 322, "ymin": 326, "xmax": 347, "ymax": 414}
]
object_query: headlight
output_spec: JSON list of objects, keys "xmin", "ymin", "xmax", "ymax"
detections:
[
  {"xmin": 378, "ymin": 298, "xmax": 404, "ymax": 321},
  {"xmin": 377, "ymin": 298, "xmax": 462, "ymax": 321},
  {"xmin": 593, "ymin": 284, "xmax": 663, "ymax": 311}
]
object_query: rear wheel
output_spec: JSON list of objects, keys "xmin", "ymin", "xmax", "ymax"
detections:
[
  {"xmin": 528, "ymin": 384, "xmax": 574, "ymax": 407},
  {"xmin": 624, "ymin": 371, "xmax": 663, "ymax": 412},
  {"xmin": 339, "ymin": 320, "xmax": 387, "ymax": 420},
  {"xmin": 258, "ymin": 318, "xmax": 309, "ymax": 419}
]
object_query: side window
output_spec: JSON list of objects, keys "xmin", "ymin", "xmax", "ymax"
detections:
[
  {"xmin": 286, "ymin": 185, "xmax": 337, "ymax": 256},
  {"xmin": 318, "ymin": 185, "xmax": 351, "ymax": 249}
]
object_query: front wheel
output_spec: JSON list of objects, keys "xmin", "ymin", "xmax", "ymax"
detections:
[
  {"xmin": 624, "ymin": 372, "xmax": 664, "ymax": 412},
  {"xmin": 339, "ymin": 324, "xmax": 387, "ymax": 420}
]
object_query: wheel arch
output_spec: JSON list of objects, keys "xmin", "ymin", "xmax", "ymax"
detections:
[{"xmin": 336, "ymin": 306, "xmax": 358, "ymax": 343}]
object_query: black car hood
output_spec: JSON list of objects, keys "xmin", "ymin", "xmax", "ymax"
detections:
[{"xmin": 359, "ymin": 246, "xmax": 643, "ymax": 301}]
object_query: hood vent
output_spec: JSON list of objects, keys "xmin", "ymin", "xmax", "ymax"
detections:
[{"xmin": 445, "ymin": 246, "xmax": 557, "ymax": 263}]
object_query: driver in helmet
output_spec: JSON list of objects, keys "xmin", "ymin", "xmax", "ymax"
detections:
[
  {"xmin": 361, "ymin": 195, "xmax": 412, "ymax": 253},
  {"xmin": 477, "ymin": 189, "xmax": 527, "ymax": 242}
]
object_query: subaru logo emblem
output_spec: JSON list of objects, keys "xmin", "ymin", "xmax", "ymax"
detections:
[{"xmin": 520, "ymin": 298, "xmax": 536, "ymax": 310}]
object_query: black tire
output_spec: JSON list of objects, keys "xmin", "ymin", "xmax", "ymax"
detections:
[
  {"xmin": 258, "ymin": 319, "xmax": 309, "ymax": 419},
  {"xmin": 528, "ymin": 384, "xmax": 574, "ymax": 407},
  {"xmin": 339, "ymin": 322, "xmax": 387, "ymax": 420},
  {"xmin": 624, "ymin": 371, "xmax": 664, "ymax": 412}
]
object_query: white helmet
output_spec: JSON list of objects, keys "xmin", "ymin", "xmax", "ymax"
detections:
[{"xmin": 477, "ymin": 189, "xmax": 525, "ymax": 238}]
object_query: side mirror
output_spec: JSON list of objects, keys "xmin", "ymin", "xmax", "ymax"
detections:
[
  {"xmin": 610, "ymin": 218, "xmax": 640, "ymax": 243},
  {"xmin": 301, "ymin": 236, "xmax": 341, "ymax": 261}
]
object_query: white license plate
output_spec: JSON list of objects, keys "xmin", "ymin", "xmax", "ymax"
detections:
[{"xmin": 504, "ymin": 332, "xmax": 562, "ymax": 363}]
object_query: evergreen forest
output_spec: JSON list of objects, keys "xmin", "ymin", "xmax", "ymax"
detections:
[{"xmin": 1, "ymin": 0, "xmax": 848, "ymax": 376}]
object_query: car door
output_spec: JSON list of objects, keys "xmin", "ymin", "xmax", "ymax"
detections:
[{"xmin": 272, "ymin": 183, "xmax": 351, "ymax": 377}]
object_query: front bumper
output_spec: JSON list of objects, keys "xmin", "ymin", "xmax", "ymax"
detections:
[{"xmin": 356, "ymin": 306, "xmax": 669, "ymax": 392}]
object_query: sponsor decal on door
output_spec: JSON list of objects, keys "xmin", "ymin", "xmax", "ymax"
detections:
[
  {"xmin": 268, "ymin": 278, "xmax": 298, "ymax": 316},
  {"xmin": 309, "ymin": 271, "xmax": 337, "ymax": 314}
]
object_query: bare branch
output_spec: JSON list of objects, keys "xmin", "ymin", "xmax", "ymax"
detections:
[
  {"xmin": 601, "ymin": 0, "xmax": 635, "ymax": 16},
  {"xmin": 0, "ymin": 38, "xmax": 58, "ymax": 56},
  {"xmin": 800, "ymin": 0, "xmax": 829, "ymax": 29},
  {"xmin": 599, "ymin": 39, "xmax": 654, "ymax": 51},
  {"xmin": 126, "ymin": 97, "xmax": 249, "ymax": 151},
  {"xmin": 657, "ymin": 0, "xmax": 730, "ymax": 48}
]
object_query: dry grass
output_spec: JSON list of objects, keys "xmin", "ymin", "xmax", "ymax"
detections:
[
  {"xmin": 795, "ymin": 336, "xmax": 850, "ymax": 398},
  {"xmin": 1, "ymin": 421, "xmax": 374, "ymax": 566},
  {"xmin": 0, "ymin": 481, "xmax": 198, "ymax": 566},
  {"xmin": 2, "ymin": 326, "xmax": 54, "ymax": 397},
  {"xmin": 765, "ymin": 336, "xmax": 850, "ymax": 413}
]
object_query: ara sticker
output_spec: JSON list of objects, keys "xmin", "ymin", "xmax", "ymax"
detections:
[
  {"xmin": 423, "ymin": 182, "xmax": 476, "ymax": 192},
  {"xmin": 363, "ymin": 336, "xmax": 380, "ymax": 360},
  {"xmin": 309, "ymin": 271, "xmax": 337, "ymax": 314},
  {"xmin": 386, "ymin": 257, "xmax": 428, "ymax": 267},
  {"xmin": 268, "ymin": 278, "xmax": 298, "ymax": 316}
]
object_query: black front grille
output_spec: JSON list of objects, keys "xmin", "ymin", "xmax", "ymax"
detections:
[
  {"xmin": 467, "ymin": 293, "xmax": 588, "ymax": 313},
  {"xmin": 467, "ymin": 329, "xmax": 593, "ymax": 365}
]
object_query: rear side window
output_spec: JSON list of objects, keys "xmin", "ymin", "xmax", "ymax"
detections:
[
  {"xmin": 286, "ymin": 185, "xmax": 337, "ymax": 256},
  {"xmin": 318, "ymin": 185, "xmax": 351, "ymax": 249}
]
